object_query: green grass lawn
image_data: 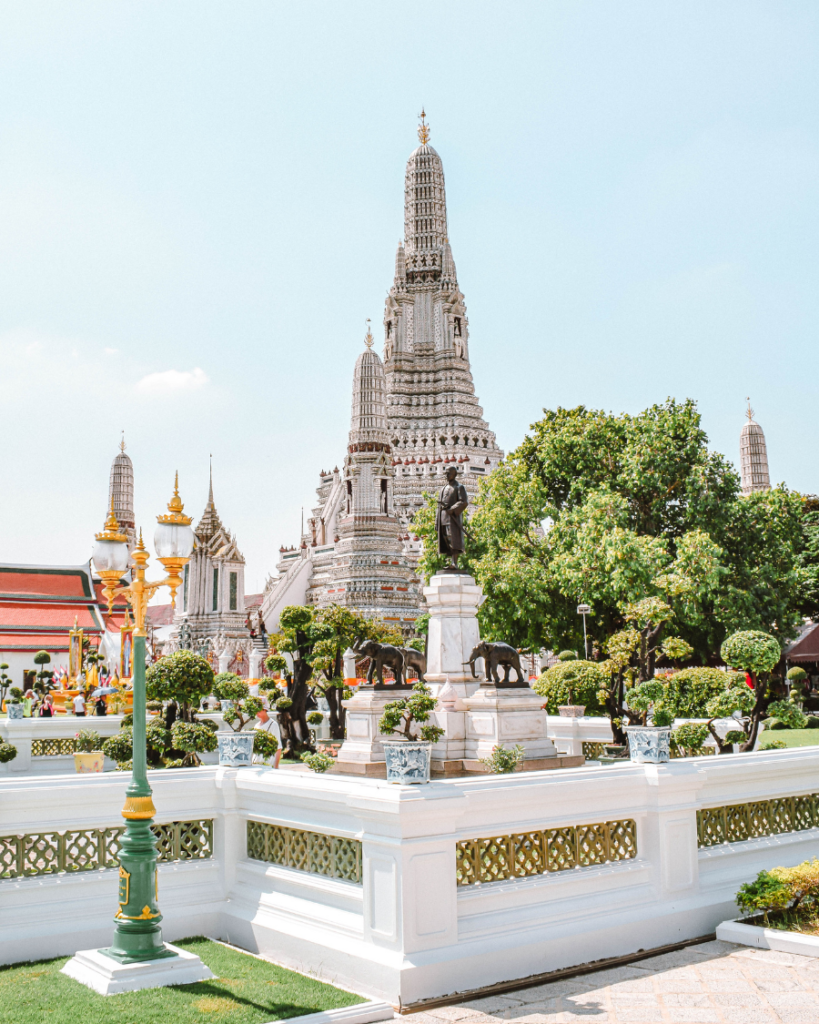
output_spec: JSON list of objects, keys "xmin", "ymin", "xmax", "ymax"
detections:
[
  {"xmin": 0, "ymin": 937, "xmax": 364, "ymax": 1024},
  {"xmin": 759, "ymin": 728, "xmax": 819, "ymax": 749}
]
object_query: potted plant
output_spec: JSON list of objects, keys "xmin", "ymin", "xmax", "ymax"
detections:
[
  {"xmin": 624, "ymin": 679, "xmax": 675, "ymax": 763},
  {"xmin": 479, "ymin": 743, "xmax": 525, "ymax": 773},
  {"xmin": 74, "ymin": 728, "xmax": 104, "ymax": 773},
  {"xmin": 378, "ymin": 681, "xmax": 444, "ymax": 784},
  {"xmin": 7, "ymin": 687, "xmax": 24, "ymax": 720},
  {"xmin": 212, "ymin": 673, "xmax": 263, "ymax": 767}
]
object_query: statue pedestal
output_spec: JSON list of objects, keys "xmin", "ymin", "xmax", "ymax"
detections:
[
  {"xmin": 463, "ymin": 686, "xmax": 561, "ymax": 770},
  {"xmin": 333, "ymin": 689, "xmax": 395, "ymax": 777},
  {"xmin": 423, "ymin": 572, "xmax": 483, "ymax": 701}
]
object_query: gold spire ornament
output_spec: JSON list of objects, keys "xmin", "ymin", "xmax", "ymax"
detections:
[
  {"xmin": 97, "ymin": 496, "xmax": 128, "ymax": 544},
  {"xmin": 156, "ymin": 471, "xmax": 193, "ymax": 527},
  {"xmin": 418, "ymin": 108, "xmax": 430, "ymax": 145},
  {"xmin": 119, "ymin": 431, "xmax": 127, "ymax": 454},
  {"xmin": 365, "ymin": 319, "xmax": 374, "ymax": 349},
  {"xmin": 746, "ymin": 397, "xmax": 754, "ymax": 422}
]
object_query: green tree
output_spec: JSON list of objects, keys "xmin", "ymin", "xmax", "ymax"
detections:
[
  {"xmin": 704, "ymin": 630, "xmax": 782, "ymax": 752},
  {"xmin": 146, "ymin": 650, "xmax": 214, "ymax": 729},
  {"xmin": 267, "ymin": 604, "xmax": 404, "ymax": 746},
  {"xmin": 212, "ymin": 673, "xmax": 264, "ymax": 733},
  {"xmin": 796, "ymin": 495, "xmax": 819, "ymax": 619},
  {"xmin": 413, "ymin": 400, "xmax": 805, "ymax": 661},
  {"xmin": 532, "ymin": 661, "xmax": 607, "ymax": 714}
]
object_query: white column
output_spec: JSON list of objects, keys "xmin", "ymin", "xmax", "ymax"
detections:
[{"xmin": 423, "ymin": 572, "xmax": 483, "ymax": 700}]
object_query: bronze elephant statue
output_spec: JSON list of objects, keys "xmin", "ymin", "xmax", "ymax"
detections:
[
  {"xmin": 353, "ymin": 640, "xmax": 407, "ymax": 688},
  {"xmin": 398, "ymin": 647, "xmax": 426, "ymax": 682},
  {"xmin": 468, "ymin": 641, "xmax": 525, "ymax": 687}
]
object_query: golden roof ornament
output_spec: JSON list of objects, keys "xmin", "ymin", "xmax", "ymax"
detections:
[
  {"xmin": 96, "ymin": 495, "xmax": 128, "ymax": 543},
  {"xmin": 417, "ymin": 108, "xmax": 430, "ymax": 145},
  {"xmin": 746, "ymin": 397, "xmax": 754, "ymax": 422},
  {"xmin": 156, "ymin": 471, "xmax": 193, "ymax": 526},
  {"xmin": 119, "ymin": 431, "xmax": 127, "ymax": 454},
  {"xmin": 364, "ymin": 319, "xmax": 374, "ymax": 350}
]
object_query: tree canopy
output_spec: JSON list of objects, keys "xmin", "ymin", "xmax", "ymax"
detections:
[{"xmin": 413, "ymin": 400, "xmax": 805, "ymax": 664}]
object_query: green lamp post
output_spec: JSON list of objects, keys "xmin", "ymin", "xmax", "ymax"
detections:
[{"xmin": 92, "ymin": 479, "xmax": 194, "ymax": 962}]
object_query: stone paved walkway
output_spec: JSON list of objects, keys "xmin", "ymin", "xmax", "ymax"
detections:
[{"xmin": 401, "ymin": 940, "xmax": 819, "ymax": 1024}]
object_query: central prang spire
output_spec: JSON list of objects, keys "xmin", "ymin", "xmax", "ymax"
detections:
[{"xmin": 402, "ymin": 112, "xmax": 449, "ymax": 266}]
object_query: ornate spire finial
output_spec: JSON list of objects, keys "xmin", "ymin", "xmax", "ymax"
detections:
[
  {"xmin": 119, "ymin": 431, "xmax": 126, "ymax": 454},
  {"xmin": 417, "ymin": 108, "xmax": 430, "ymax": 145},
  {"xmin": 365, "ymin": 319, "xmax": 374, "ymax": 349},
  {"xmin": 208, "ymin": 455, "xmax": 213, "ymax": 504},
  {"xmin": 96, "ymin": 494, "xmax": 128, "ymax": 543},
  {"xmin": 746, "ymin": 397, "xmax": 754, "ymax": 422}
]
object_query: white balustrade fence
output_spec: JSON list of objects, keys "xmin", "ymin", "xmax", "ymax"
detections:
[{"xmin": 0, "ymin": 749, "xmax": 818, "ymax": 1006}]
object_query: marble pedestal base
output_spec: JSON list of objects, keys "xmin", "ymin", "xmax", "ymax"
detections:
[
  {"xmin": 423, "ymin": 573, "xmax": 483, "ymax": 698},
  {"xmin": 464, "ymin": 686, "xmax": 557, "ymax": 763},
  {"xmin": 61, "ymin": 943, "xmax": 213, "ymax": 995},
  {"xmin": 334, "ymin": 689, "xmax": 396, "ymax": 776}
]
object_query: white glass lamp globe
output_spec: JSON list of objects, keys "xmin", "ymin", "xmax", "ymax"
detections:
[
  {"xmin": 154, "ymin": 521, "xmax": 195, "ymax": 560},
  {"xmin": 92, "ymin": 536, "xmax": 130, "ymax": 574}
]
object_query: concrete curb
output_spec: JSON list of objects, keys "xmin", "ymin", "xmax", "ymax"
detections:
[
  {"xmin": 263, "ymin": 1000, "xmax": 395, "ymax": 1024},
  {"xmin": 717, "ymin": 918, "xmax": 819, "ymax": 957}
]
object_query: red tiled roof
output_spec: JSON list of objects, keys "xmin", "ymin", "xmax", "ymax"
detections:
[
  {"xmin": 147, "ymin": 604, "xmax": 175, "ymax": 626},
  {"xmin": 0, "ymin": 566, "xmax": 93, "ymax": 599},
  {"xmin": 788, "ymin": 623, "xmax": 819, "ymax": 663},
  {"xmin": 245, "ymin": 593, "xmax": 263, "ymax": 608},
  {"xmin": 0, "ymin": 634, "xmax": 74, "ymax": 651},
  {"xmin": 0, "ymin": 603, "xmax": 102, "ymax": 630}
]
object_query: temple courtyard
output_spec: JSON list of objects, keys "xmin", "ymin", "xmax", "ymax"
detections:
[{"xmin": 400, "ymin": 941, "xmax": 819, "ymax": 1024}]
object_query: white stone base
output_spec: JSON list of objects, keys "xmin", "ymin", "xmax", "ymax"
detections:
[
  {"xmin": 423, "ymin": 572, "xmax": 484, "ymax": 692},
  {"xmin": 464, "ymin": 686, "xmax": 557, "ymax": 761},
  {"xmin": 335, "ymin": 689, "xmax": 396, "ymax": 770},
  {"xmin": 275, "ymin": 1001, "xmax": 396, "ymax": 1024},
  {"xmin": 716, "ymin": 918, "xmax": 819, "ymax": 957},
  {"xmin": 61, "ymin": 943, "xmax": 214, "ymax": 995}
]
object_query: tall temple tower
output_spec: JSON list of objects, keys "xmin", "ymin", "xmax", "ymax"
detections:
[
  {"xmin": 108, "ymin": 436, "xmax": 136, "ymax": 552},
  {"xmin": 740, "ymin": 399, "xmax": 771, "ymax": 495},
  {"xmin": 383, "ymin": 111, "xmax": 503, "ymax": 527},
  {"xmin": 320, "ymin": 326, "xmax": 420, "ymax": 619},
  {"xmin": 177, "ymin": 467, "xmax": 251, "ymax": 653}
]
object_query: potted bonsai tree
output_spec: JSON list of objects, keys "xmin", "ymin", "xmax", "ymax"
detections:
[
  {"xmin": 623, "ymin": 679, "xmax": 676, "ymax": 763},
  {"xmin": 7, "ymin": 687, "xmax": 24, "ymax": 720},
  {"xmin": 378, "ymin": 681, "xmax": 444, "ymax": 784},
  {"xmin": 74, "ymin": 728, "xmax": 104, "ymax": 773},
  {"xmin": 212, "ymin": 672, "xmax": 267, "ymax": 767}
]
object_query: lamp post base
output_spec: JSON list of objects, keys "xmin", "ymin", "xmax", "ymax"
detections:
[{"xmin": 61, "ymin": 943, "xmax": 214, "ymax": 995}]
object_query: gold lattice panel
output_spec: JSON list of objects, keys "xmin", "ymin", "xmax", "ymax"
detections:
[
  {"xmin": 697, "ymin": 795, "xmax": 819, "ymax": 848},
  {"xmin": 0, "ymin": 819, "xmax": 212, "ymax": 881},
  {"xmin": 456, "ymin": 819, "xmax": 638, "ymax": 887},
  {"xmin": 32, "ymin": 739, "xmax": 76, "ymax": 757},
  {"xmin": 245, "ymin": 821, "xmax": 362, "ymax": 884}
]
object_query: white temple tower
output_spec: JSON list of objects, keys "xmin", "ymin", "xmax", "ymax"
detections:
[
  {"xmin": 383, "ymin": 112, "xmax": 504, "ymax": 527},
  {"xmin": 323, "ymin": 327, "xmax": 420, "ymax": 620},
  {"xmin": 108, "ymin": 436, "xmax": 136, "ymax": 552},
  {"xmin": 176, "ymin": 467, "xmax": 252, "ymax": 660},
  {"xmin": 740, "ymin": 400, "xmax": 771, "ymax": 495}
]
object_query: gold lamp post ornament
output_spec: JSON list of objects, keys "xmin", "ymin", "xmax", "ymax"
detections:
[{"xmin": 91, "ymin": 475, "xmax": 194, "ymax": 965}]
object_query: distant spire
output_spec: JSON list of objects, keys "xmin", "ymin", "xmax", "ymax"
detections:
[
  {"xmin": 417, "ymin": 108, "xmax": 430, "ymax": 145},
  {"xmin": 119, "ymin": 431, "xmax": 126, "ymax": 453},
  {"xmin": 364, "ymin": 319, "xmax": 374, "ymax": 349},
  {"xmin": 208, "ymin": 454, "xmax": 214, "ymax": 503},
  {"xmin": 740, "ymin": 400, "xmax": 770, "ymax": 495},
  {"xmin": 746, "ymin": 396, "xmax": 754, "ymax": 422}
]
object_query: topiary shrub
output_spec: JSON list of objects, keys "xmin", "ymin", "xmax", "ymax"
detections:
[
  {"xmin": 766, "ymin": 700, "xmax": 808, "ymax": 731},
  {"xmin": 0, "ymin": 743, "xmax": 17, "ymax": 763},
  {"xmin": 253, "ymin": 729, "xmax": 279, "ymax": 764},
  {"xmin": 146, "ymin": 650, "xmax": 214, "ymax": 725},
  {"xmin": 171, "ymin": 720, "xmax": 218, "ymax": 766},
  {"xmin": 532, "ymin": 661, "xmax": 607, "ymax": 715},
  {"xmin": 664, "ymin": 668, "xmax": 745, "ymax": 718},
  {"xmin": 670, "ymin": 721, "xmax": 709, "ymax": 757},
  {"xmin": 721, "ymin": 631, "xmax": 781, "ymax": 677},
  {"xmin": 557, "ymin": 650, "xmax": 578, "ymax": 661},
  {"xmin": 807, "ymin": 716, "xmax": 819, "ymax": 730},
  {"xmin": 306, "ymin": 711, "xmax": 324, "ymax": 726},
  {"xmin": 301, "ymin": 751, "xmax": 335, "ymax": 773}
]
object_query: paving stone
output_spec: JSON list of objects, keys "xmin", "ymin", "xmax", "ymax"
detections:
[
  {"xmin": 574, "ymin": 967, "xmax": 653, "ymax": 988},
  {"xmin": 755, "ymin": 977, "xmax": 809, "ymax": 993},
  {"xmin": 764, "ymin": 992, "xmax": 819, "ymax": 1007},
  {"xmin": 687, "ymin": 940, "xmax": 743, "ymax": 958},
  {"xmin": 460, "ymin": 997, "xmax": 527, "ymax": 1013},
  {"xmin": 635, "ymin": 950, "xmax": 710, "ymax": 971},
  {"xmin": 661, "ymin": 993, "xmax": 712, "ymax": 1007},
  {"xmin": 654, "ymin": 973, "xmax": 705, "ymax": 994},
  {"xmin": 603, "ymin": 977, "xmax": 655, "ymax": 995},
  {"xmin": 664, "ymin": 1010, "xmax": 719, "ymax": 1023},
  {"xmin": 512, "ymin": 981, "xmax": 598, "ymax": 1001},
  {"xmin": 719, "ymin": 1010, "xmax": 777, "ymax": 1024},
  {"xmin": 426, "ymin": 1009, "xmax": 479, "ymax": 1021},
  {"xmin": 709, "ymin": 991, "xmax": 766, "ymax": 1006}
]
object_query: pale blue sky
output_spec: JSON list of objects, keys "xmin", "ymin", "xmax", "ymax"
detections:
[{"xmin": 2, "ymin": 1, "xmax": 817, "ymax": 591}]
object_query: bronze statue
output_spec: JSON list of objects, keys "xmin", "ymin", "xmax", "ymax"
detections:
[
  {"xmin": 352, "ymin": 639, "xmax": 409, "ymax": 688},
  {"xmin": 435, "ymin": 466, "xmax": 468, "ymax": 570},
  {"xmin": 468, "ymin": 641, "xmax": 525, "ymax": 687},
  {"xmin": 398, "ymin": 646, "xmax": 426, "ymax": 682}
]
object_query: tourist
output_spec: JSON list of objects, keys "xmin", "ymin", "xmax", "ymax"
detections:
[
  {"xmin": 38, "ymin": 693, "xmax": 54, "ymax": 718},
  {"xmin": 94, "ymin": 694, "xmax": 107, "ymax": 717},
  {"xmin": 72, "ymin": 692, "xmax": 86, "ymax": 717},
  {"xmin": 23, "ymin": 689, "xmax": 36, "ymax": 717}
]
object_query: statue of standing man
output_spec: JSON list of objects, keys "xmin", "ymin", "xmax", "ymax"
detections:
[{"xmin": 435, "ymin": 466, "xmax": 469, "ymax": 570}]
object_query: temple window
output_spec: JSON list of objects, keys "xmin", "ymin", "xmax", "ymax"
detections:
[
  {"xmin": 229, "ymin": 571, "xmax": 238, "ymax": 611},
  {"xmin": 212, "ymin": 567, "xmax": 219, "ymax": 611}
]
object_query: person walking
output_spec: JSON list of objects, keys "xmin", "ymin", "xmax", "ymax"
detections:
[
  {"xmin": 72, "ymin": 692, "xmax": 86, "ymax": 717},
  {"xmin": 94, "ymin": 694, "xmax": 107, "ymax": 717}
]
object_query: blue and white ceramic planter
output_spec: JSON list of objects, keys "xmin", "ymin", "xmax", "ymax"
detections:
[
  {"xmin": 220, "ymin": 700, "xmax": 234, "ymax": 713},
  {"xmin": 382, "ymin": 739, "xmax": 432, "ymax": 784},
  {"xmin": 625, "ymin": 725, "xmax": 671, "ymax": 764},
  {"xmin": 217, "ymin": 731, "xmax": 254, "ymax": 767},
  {"xmin": 6, "ymin": 704, "xmax": 23, "ymax": 720}
]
